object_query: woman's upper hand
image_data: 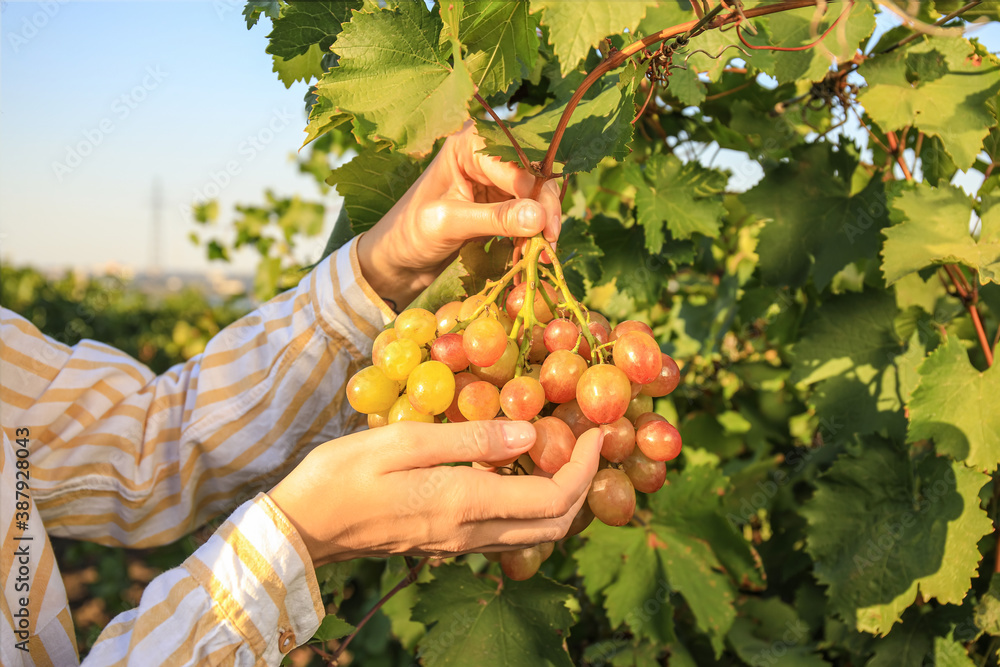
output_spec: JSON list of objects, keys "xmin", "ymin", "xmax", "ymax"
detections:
[
  {"xmin": 357, "ymin": 122, "xmax": 563, "ymax": 308},
  {"xmin": 267, "ymin": 420, "xmax": 603, "ymax": 566}
]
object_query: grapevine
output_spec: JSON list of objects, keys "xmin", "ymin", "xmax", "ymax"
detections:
[{"xmin": 242, "ymin": 0, "xmax": 1000, "ymax": 664}]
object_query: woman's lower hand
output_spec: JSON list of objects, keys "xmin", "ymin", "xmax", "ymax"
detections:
[
  {"xmin": 356, "ymin": 122, "xmax": 563, "ymax": 308},
  {"xmin": 267, "ymin": 420, "xmax": 603, "ymax": 567}
]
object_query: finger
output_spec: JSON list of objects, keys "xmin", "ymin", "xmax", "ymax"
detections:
[
  {"xmin": 475, "ymin": 151, "xmax": 536, "ymax": 199},
  {"xmin": 380, "ymin": 420, "xmax": 536, "ymax": 472},
  {"xmin": 538, "ymin": 180, "xmax": 562, "ymax": 243},
  {"xmin": 460, "ymin": 427, "xmax": 604, "ymax": 522},
  {"xmin": 422, "ymin": 198, "xmax": 547, "ymax": 241}
]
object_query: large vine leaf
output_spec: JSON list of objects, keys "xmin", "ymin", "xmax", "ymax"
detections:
[
  {"xmin": 859, "ymin": 37, "xmax": 1000, "ymax": 170},
  {"xmin": 315, "ymin": 2, "xmax": 474, "ymax": 155},
  {"xmin": 744, "ymin": 143, "xmax": 890, "ymax": 289},
  {"xmin": 882, "ymin": 184, "xmax": 1000, "ymax": 286},
  {"xmin": 461, "ymin": 1, "xmax": 539, "ymax": 98},
  {"xmin": 265, "ymin": 0, "xmax": 359, "ymax": 59},
  {"xmin": 271, "ymin": 43, "xmax": 324, "ymax": 88},
  {"xmin": 802, "ymin": 437, "xmax": 992, "ymax": 636},
  {"xmin": 325, "ymin": 148, "xmax": 423, "ymax": 233},
  {"xmin": 411, "ymin": 564, "xmax": 575, "ymax": 667},
  {"xmin": 726, "ymin": 598, "xmax": 829, "ymax": 667},
  {"xmin": 790, "ymin": 290, "xmax": 914, "ymax": 442},
  {"xmin": 475, "ymin": 74, "xmax": 636, "ymax": 174},
  {"xmin": 575, "ymin": 465, "xmax": 764, "ymax": 657},
  {"xmin": 906, "ymin": 335, "xmax": 1000, "ymax": 472},
  {"xmin": 531, "ymin": 0, "xmax": 657, "ymax": 76},
  {"xmin": 624, "ymin": 153, "xmax": 727, "ymax": 248}
]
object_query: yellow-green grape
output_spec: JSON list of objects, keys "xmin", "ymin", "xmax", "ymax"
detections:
[
  {"xmin": 379, "ymin": 338, "xmax": 421, "ymax": 381},
  {"xmin": 388, "ymin": 394, "xmax": 434, "ymax": 424},
  {"xmin": 346, "ymin": 366, "xmax": 398, "ymax": 414},
  {"xmin": 406, "ymin": 361, "xmax": 456, "ymax": 415},
  {"xmin": 395, "ymin": 308, "xmax": 437, "ymax": 346}
]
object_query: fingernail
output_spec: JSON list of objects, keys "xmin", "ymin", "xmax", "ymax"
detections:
[
  {"xmin": 502, "ymin": 421, "xmax": 535, "ymax": 449},
  {"xmin": 517, "ymin": 202, "xmax": 541, "ymax": 233}
]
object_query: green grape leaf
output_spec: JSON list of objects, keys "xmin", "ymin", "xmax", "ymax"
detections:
[
  {"xmin": 791, "ymin": 290, "xmax": 915, "ymax": 442},
  {"xmin": 244, "ymin": 0, "xmax": 283, "ymax": 29},
  {"xmin": 531, "ymin": 0, "xmax": 657, "ymax": 76},
  {"xmin": 866, "ymin": 605, "xmax": 973, "ymax": 667},
  {"xmin": 475, "ymin": 75, "xmax": 635, "ymax": 174},
  {"xmin": 582, "ymin": 640, "xmax": 664, "ymax": 667},
  {"xmin": 556, "ymin": 216, "xmax": 604, "ymax": 296},
  {"xmin": 587, "ymin": 216, "xmax": 677, "ymax": 308},
  {"xmin": 316, "ymin": 2, "xmax": 474, "ymax": 155},
  {"xmin": 302, "ymin": 93, "xmax": 352, "ymax": 147},
  {"xmin": 907, "ymin": 335, "xmax": 1000, "ymax": 472},
  {"xmin": 882, "ymin": 184, "xmax": 1000, "ymax": 286},
  {"xmin": 744, "ymin": 143, "xmax": 890, "ymax": 289},
  {"xmin": 727, "ymin": 598, "xmax": 828, "ymax": 667},
  {"xmin": 859, "ymin": 38, "xmax": 1000, "ymax": 170},
  {"xmin": 411, "ymin": 563, "xmax": 575, "ymax": 667},
  {"xmin": 461, "ymin": 1, "xmax": 539, "ymax": 98},
  {"xmin": 802, "ymin": 437, "xmax": 992, "ymax": 635},
  {"xmin": 624, "ymin": 153, "xmax": 727, "ymax": 248},
  {"xmin": 265, "ymin": 0, "xmax": 359, "ymax": 59},
  {"xmin": 272, "ymin": 43, "xmax": 325, "ymax": 88},
  {"xmin": 325, "ymin": 148, "xmax": 423, "ymax": 233},
  {"xmin": 919, "ymin": 134, "xmax": 957, "ymax": 187},
  {"xmin": 576, "ymin": 467, "xmax": 763, "ymax": 657},
  {"xmin": 313, "ymin": 613, "xmax": 355, "ymax": 641},
  {"xmin": 407, "ymin": 238, "xmax": 515, "ymax": 313}
]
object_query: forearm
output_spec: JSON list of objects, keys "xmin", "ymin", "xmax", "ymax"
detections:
[{"xmin": 84, "ymin": 494, "xmax": 323, "ymax": 666}]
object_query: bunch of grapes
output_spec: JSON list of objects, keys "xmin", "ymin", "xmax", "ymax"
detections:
[{"xmin": 346, "ymin": 237, "xmax": 682, "ymax": 580}]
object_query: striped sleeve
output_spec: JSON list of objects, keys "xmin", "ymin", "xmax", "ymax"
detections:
[
  {"xmin": 83, "ymin": 493, "xmax": 324, "ymax": 666},
  {"xmin": 0, "ymin": 236, "xmax": 394, "ymax": 548}
]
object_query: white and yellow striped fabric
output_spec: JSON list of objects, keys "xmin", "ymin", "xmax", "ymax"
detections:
[{"xmin": 0, "ymin": 238, "xmax": 393, "ymax": 666}]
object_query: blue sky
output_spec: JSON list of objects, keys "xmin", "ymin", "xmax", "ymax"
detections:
[
  {"xmin": 0, "ymin": 2, "xmax": 997, "ymax": 275},
  {"xmin": 0, "ymin": 0, "xmax": 323, "ymax": 274}
]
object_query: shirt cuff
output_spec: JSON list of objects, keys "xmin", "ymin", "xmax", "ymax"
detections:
[
  {"xmin": 182, "ymin": 493, "xmax": 325, "ymax": 664},
  {"xmin": 309, "ymin": 235, "xmax": 396, "ymax": 356}
]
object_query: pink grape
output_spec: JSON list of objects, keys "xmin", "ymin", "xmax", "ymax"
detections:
[
  {"xmin": 600, "ymin": 417, "xmax": 636, "ymax": 463},
  {"xmin": 463, "ymin": 318, "xmax": 508, "ymax": 367},
  {"xmin": 458, "ymin": 381, "xmax": 502, "ymax": 421},
  {"xmin": 588, "ymin": 468, "xmax": 636, "ymax": 526},
  {"xmin": 642, "ymin": 353, "xmax": 681, "ymax": 397},
  {"xmin": 500, "ymin": 376, "xmax": 546, "ymax": 421},
  {"xmin": 622, "ymin": 448, "xmax": 667, "ymax": 493},
  {"xmin": 552, "ymin": 400, "xmax": 597, "ymax": 439},
  {"xmin": 576, "ymin": 364, "xmax": 631, "ymax": 424},
  {"xmin": 430, "ymin": 333, "xmax": 469, "ymax": 372},
  {"xmin": 539, "ymin": 350, "xmax": 588, "ymax": 404},
  {"xmin": 635, "ymin": 420, "xmax": 683, "ymax": 461},
  {"xmin": 612, "ymin": 331, "xmax": 662, "ymax": 384},
  {"xmin": 529, "ymin": 416, "xmax": 576, "ymax": 474}
]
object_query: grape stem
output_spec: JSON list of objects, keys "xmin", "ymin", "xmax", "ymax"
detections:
[
  {"xmin": 537, "ymin": 238, "xmax": 603, "ymax": 363},
  {"xmin": 449, "ymin": 259, "xmax": 525, "ymax": 333},
  {"xmin": 514, "ymin": 237, "xmax": 544, "ymax": 375}
]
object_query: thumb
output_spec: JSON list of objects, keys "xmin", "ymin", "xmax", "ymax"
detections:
[{"xmin": 425, "ymin": 198, "xmax": 547, "ymax": 240}]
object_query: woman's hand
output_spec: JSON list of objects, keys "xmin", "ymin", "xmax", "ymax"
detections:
[
  {"xmin": 357, "ymin": 122, "xmax": 563, "ymax": 308},
  {"xmin": 267, "ymin": 420, "xmax": 603, "ymax": 566}
]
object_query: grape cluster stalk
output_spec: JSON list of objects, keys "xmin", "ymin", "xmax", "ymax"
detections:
[{"xmin": 346, "ymin": 235, "xmax": 682, "ymax": 580}]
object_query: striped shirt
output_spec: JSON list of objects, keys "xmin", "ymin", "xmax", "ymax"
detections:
[{"xmin": 0, "ymin": 238, "xmax": 393, "ymax": 666}]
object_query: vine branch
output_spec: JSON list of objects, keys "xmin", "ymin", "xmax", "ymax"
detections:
[
  {"xmin": 942, "ymin": 264, "xmax": 994, "ymax": 367},
  {"xmin": 327, "ymin": 557, "xmax": 429, "ymax": 665},
  {"xmin": 475, "ymin": 93, "xmax": 534, "ymax": 175}
]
